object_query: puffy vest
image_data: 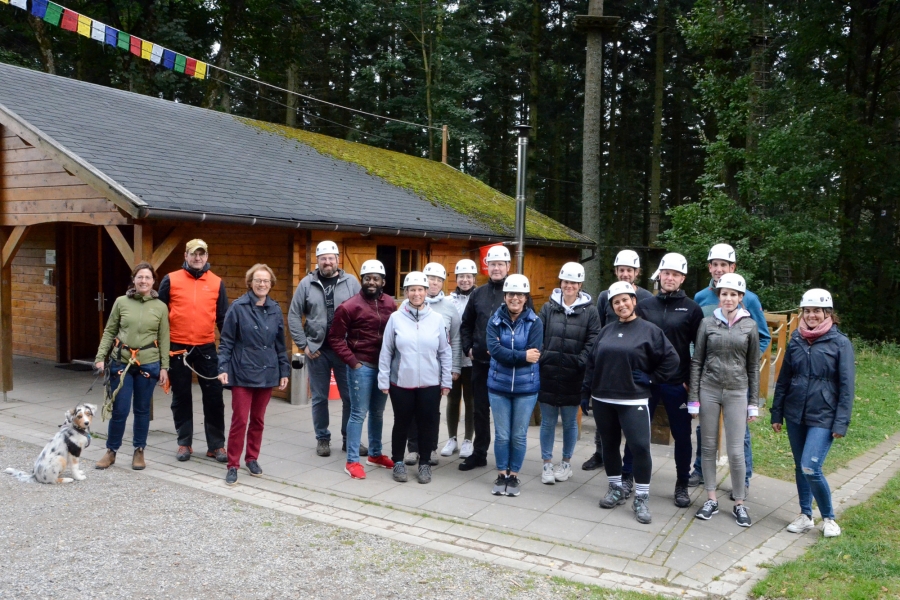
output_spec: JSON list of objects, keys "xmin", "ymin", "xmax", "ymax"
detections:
[{"xmin": 167, "ymin": 268, "xmax": 222, "ymax": 345}]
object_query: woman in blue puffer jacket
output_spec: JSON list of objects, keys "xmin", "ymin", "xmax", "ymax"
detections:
[
  {"xmin": 486, "ymin": 274, "xmax": 543, "ymax": 498},
  {"xmin": 771, "ymin": 288, "xmax": 854, "ymax": 539}
]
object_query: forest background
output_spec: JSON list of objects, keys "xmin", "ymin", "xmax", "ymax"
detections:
[{"xmin": 1, "ymin": 0, "xmax": 898, "ymax": 339}]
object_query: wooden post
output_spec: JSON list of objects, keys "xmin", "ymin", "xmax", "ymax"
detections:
[
  {"xmin": 133, "ymin": 222, "xmax": 153, "ymax": 266},
  {"xmin": 441, "ymin": 125, "xmax": 448, "ymax": 164},
  {"xmin": 0, "ymin": 228, "xmax": 12, "ymax": 398}
]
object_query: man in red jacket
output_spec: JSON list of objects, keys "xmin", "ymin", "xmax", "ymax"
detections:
[{"xmin": 327, "ymin": 259, "xmax": 396, "ymax": 479}]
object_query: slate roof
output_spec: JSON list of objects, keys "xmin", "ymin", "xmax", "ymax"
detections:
[{"xmin": 0, "ymin": 64, "xmax": 592, "ymax": 247}]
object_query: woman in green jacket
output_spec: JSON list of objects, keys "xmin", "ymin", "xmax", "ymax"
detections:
[{"xmin": 94, "ymin": 261, "xmax": 170, "ymax": 471}]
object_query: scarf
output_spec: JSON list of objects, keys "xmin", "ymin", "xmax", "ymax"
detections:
[{"xmin": 799, "ymin": 317, "xmax": 833, "ymax": 344}]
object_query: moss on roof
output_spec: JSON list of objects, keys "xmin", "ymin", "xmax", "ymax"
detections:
[{"xmin": 238, "ymin": 118, "xmax": 590, "ymax": 244}]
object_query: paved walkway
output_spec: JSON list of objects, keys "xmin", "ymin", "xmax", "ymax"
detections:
[{"xmin": 3, "ymin": 356, "xmax": 900, "ymax": 598}]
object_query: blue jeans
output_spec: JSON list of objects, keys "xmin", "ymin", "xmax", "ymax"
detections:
[
  {"xmin": 345, "ymin": 365, "xmax": 386, "ymax": 464},
  {"xmin": 624, "ymin": 384, "xmax": 693, "ymax": 481},
  {"xmin": 106, "ymin": 361, "xmax": 159, "ymax": 452},
  {"xmin": 786, "ymin": 421, "xmax": 835, "ymax": 519},
  {"xmin": 489, "ymin": 391, "xmax": 538, "ymax": 473},
  {"xmin": 308, "ymin": 346, "xmax": 351, "ymax": 441},
  {"xmin": 692, "ymin": 413, "xmax": 753, "ymax": 486},
  {"xmin": 539, "ymin": 403, "xmax": 578, "ymax": 461}
]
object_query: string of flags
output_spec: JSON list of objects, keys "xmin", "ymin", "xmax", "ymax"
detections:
[{"xmin": 2, "ymin": 0, "xmax": 208, "ymax": 79}]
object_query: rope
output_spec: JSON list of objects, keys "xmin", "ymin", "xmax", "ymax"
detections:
[
  {"xmin": 769, "ymin": 346, "xmax": 784, "ymax": 366},
  {"xmin": 771, "ymin": 323, "xmax": 784, "ymax": 335},
  {"xmin": 172, "ymin": 347, "xmax": 220, "ymax": 381}
]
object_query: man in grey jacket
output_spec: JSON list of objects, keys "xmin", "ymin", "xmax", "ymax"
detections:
[{"xmin": 288, "ymin": 240, "xmax": 361, "ymax": 457}]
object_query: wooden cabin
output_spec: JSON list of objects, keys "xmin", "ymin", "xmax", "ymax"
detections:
[{"xmin": 0, "ymin": 63, "xmax": 594, "ymax": 396}]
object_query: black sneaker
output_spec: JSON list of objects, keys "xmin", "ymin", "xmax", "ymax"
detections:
[
  {"xmin": 225, "ymin": 467, "xmax": 238, "ymax": 486},
  {"xmin": 246, "ymin": 460, "xmax": 263, "ymax": 477},
  {"xmin": 505, "ymin": 475, "xmax": 521, "ymax": 497},
  {"xmin": 581, "ymin": 452, "xmax": 604, "ymax": 471},
  {"xmin": 599, "ymin": 484, "xmax": 628, "ymax": 508},
  {"xmin": 621, "ymin": 472, "xmax": 635, "ymax": 498},
  {"xmin": 491, "ymin": 473, "xmax": 508, "ymax": 496},
  {"xmin": 633, "ymin": 493, "xmax": 652, "ymax": 524},
  {"xmin": 674, "ymin": 479, "xmax": 691, "ymax": 508},
  {"xmin": 459, "ymin": 456, "xmax": 488, "ymax": 471},
  {"xmin": 316, "ymin": 439, "xmax": 331, "ymax": 457},
  {"xmin": 687, "ymin": 471, "xmax": 703, "ymax": 487},
  {"xmin": 733, "ymin": 504, "xmax": 752, "ymax": 527},
  {"xmin": 695, "ymin": 499, "xmax": 719, "ymax": 520}
]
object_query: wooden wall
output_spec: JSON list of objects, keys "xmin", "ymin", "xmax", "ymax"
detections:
[{"xmin": 10, "ymin": 224, "xmax": 57, "ymax": 360}]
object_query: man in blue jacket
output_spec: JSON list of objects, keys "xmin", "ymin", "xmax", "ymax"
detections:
[{"xmin": 689, "ymin": 243, "xmax": 771, "ymax": 493}]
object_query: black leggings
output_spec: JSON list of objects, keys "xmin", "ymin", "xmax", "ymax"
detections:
[
  {"xmin": 593, "ymin": 400, "xmax": 652, "ymax": 485},
  {"xmin": 390, "ymin": 385, "xmax": 441, "ymax": 466}
]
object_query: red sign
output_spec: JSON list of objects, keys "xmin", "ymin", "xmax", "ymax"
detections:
[{"xmin": 478, "ymin": 244, "xmax": 505, "ymax": 276}]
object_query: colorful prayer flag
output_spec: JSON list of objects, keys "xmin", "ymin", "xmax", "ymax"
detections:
[
  {"xmin": 130, "ymin": 36, "xmax": 142, "ymax": 56},
  {"xmin": 150, "ymin": 44, "xmax": 163, "ymax": 64},
  {"xmin": 30, "ymin": 0, "xmax": 48, "ymax": 18},
  {"xmin": 174, "ymin": 54, "xmax": 186, "ymax": 73},
  {"xmin": 77, "ymin": 14, "xmax": 91, "ymax": 37},
  {"xmin": 184, "ymin": 57, "xmax": 197, "ymax": 77},
  {"xmin": 105, "ymin": 25, "xmax": 118, "ymax": 46},
  {"xmin": 44, "ymin": 2, "xmax": 62, "ymax": 25},
  {"xmin": 60, "ymin": 8, "xmax": 78, "ymax": 31},
  {"xmin": 91, "ymin": 20, "xmax": 106, "ymax": 42},
  {"xmin": 193, "ymin": 61, "xmax": 207, "ymax": 79},
  {"xmin": 10, "ymin": 0, "xmax": 27, "ymax": 9},
  {"xmin": 162, "ymin": 49, "xmax": 176, "ymax": 70},
  {"xmin": 141, "ymin": 39, "xmax": 152, "ymax": 60},
  {"xmin": 0, "ymin": 0, "xmax": 10, "ymax": 6},
  {"xmin": 117, "ymin": 30, "xmax": 130, "ymax": 51}
]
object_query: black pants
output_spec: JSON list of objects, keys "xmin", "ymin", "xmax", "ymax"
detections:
[
  {"xmin": 390, "ymin": 385, "xmax": 441, "ymax": 466},
  {"xmin": 471, "ymin": 361, "xmax": 492, "ymax": 461},
  {"xmin": 406, "ymin": 410, "xmax": 440, "ymax": 454},
  {"xmin": 622, "ymin": 383, "xmax": 693, "ymax": 481},
  {"xmin": 169, "ymin": 342, "xmax": 225, "ymax": 450},
  {"xmin": 594, "ymin": 399, "xmax": 652, "ymax": 485}
]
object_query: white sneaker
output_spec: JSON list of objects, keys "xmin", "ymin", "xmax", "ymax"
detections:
[
  {"xmin": 441, "ymin": 437, "xmax": 458, "ymax": 456},
  {"xmin": 554, "ymin": 461, "xmax": 573, "ymax": 482},
  {"xmin": 786, "ymin": 513, "xmax": 815, "ymax": 533},
  {"xmin": 459, "ymin": 439, "xmax": 474, "ymax": 458},
  {"xmin": 542, "ymin": 463, "xmax": 556, "ymax": 484},
  {"xmin": 404, "ymin": 452, "xmax": 418, "ymax": 466},
  {"xmin": 822, "ymin": 518, "xmax": 841, "ymax": 538}
]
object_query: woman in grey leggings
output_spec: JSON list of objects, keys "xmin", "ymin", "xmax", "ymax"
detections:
[{"xmin": 689, "ymin": 273, "xmax": 760, "ymax": 527}]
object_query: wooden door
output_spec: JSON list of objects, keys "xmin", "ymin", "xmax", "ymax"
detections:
[{"xmin": 68, "ymin": 226, "xmax": 103, "ymax": 362}]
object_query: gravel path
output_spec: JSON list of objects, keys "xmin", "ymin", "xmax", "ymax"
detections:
[{"xmin": 0, "ymin": 436, "xmax": 601, "ymax": 600}]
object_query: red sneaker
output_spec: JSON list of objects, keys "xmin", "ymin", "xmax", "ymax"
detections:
[
  {"xmin": 344, "ymin": 462, "xmax": 366, "ymax": 479},
  {"xmin": 366, "ymin": 454, "xmax": 395, "ymax": 469}
]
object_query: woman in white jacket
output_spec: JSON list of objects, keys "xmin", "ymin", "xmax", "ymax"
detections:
[{"xmin": 379, "ymin": 271, "xmax": 452, "ymax": 484}]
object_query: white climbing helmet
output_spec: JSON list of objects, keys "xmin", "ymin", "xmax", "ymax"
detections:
[
  {"xmin": 485, "ymin": 245, "xmax": 511, "ymax": 262},
  {"xmin": 359, "ymin": 260, "xmax": 385, "ymax": 276},
  {"xmin": 403, "ymin": 271, "xmax": 428, "ymax": 288},
  {"xmin": 707, "ymin": 243, "xmax": 736, "ymax": 263},
  {"xmin": 716, "ymin": 273, "xmax": 746, "ymax": 294},
  {"xmin": 614, "ymin": 250, "xmax": 640, "ymax": 268},
  {"xmin": 658, "ymin": 252, "xmax": 688, "ymax": 275},
  {"xmin": 455, "ymin": 259, "xmax": 478, "ymax": 275},
  {"xmin": 607, "ymin": 281, "xmax": 636, "ymax": 303},
  {"xmin": 422, "ymin": 262, "xmax": 447, "ymax": 279},
  {"xmin": 503, "ymin": 274, "xmax": 530, "ymax": 293},
  {"xmin": 316, "ymin": 240, "xmax": 339, "ymax": 257},
  {"xmin": 800, "ymin": 288, "xmax": 833, "ymax": 308},
  {"xmin": 558, "ymin": 262, "xmax": 585, "ymax": 283}
]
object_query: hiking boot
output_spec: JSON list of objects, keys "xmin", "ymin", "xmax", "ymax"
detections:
[
  {"xmin": 246, "ymin": 460, "xmax": 263, "ymax": 477},
  {"xmin": 621, "ymin": 472, "xmax": 635, "ymax": 498},
  {"xmin": 542, "ymin": 463, "xmax": 556, "ymax": 485},
  {"xmin": 344, "ymin": 462, "xmax": 366, "ymax": 479},
  {"xmin": 633, "ymin": 493, "xmax": 652, "ymax": 524},
  {"xmin": 733, "ymin": 504, "xmax": 752, "ymax": 527},
  {"xmin": 95, "ymin": 449, "xmax": 116, "ymax": 470},
  {"xmin": 417, "ymin": 464, "xmax": 432, "ymax": 484},
  {"xmin": 786, "ymin": 513, "xmax": 815, "ymax": 533},
  {"xmin": 822, "ymin": 518, "xmax": 841, "ymax": 538},
  {"xmin": 599, "ymin": 484, "xmax": 628, "ymax": 509},
  {"xmin": 206, "ymin": 448, "xmax": 227, "ymax": 463},
  {"xmin": 491, "ymin": 473, "xmax": 508, "ymax": 496},
  {"xmin": 441, "ymin": 437, "xmax": 458, "ymax": 456},
  {"xmin": 554, "ymin": 461, "xmax": 573, "ymax": 482},
  {"xmin": 176, "ymin": 445, "xmax": 192, "ymax": 462},
  {"xmin": 581, "ymin": 452, "xmax": 604, "ymax": 471},
  {"xmin": 392, "ymin": 462, "xmax": 408, "ymax": 483},
  {"xmin": 687, "ymin": 470, "xmax": 703, "ymax": 487},
  {"xmin": 459, "ymin": 455, "xmax": 487, "ymax": 471},
  {"xmin": 316, "ymin": 439, "xmax": 331, "ymax": 457},
  {"xmin": 225, "ymin": 467, "xmax": 238, "ymax": 486},
  {"xmin": 695, "ymin": 499, "xmax": 719, "ymax": 520},
  {"xmin": 366, "ymin": 455, "xmax": 394, "ymax": 469},
  {"xmin": 505, "ymin": 475, "xmax": 521, "ymax": 497},
  {"xmin": 674, "ymin": 479, "xmax": 691, "ymax": 508},
  {"xmin": 428, "ymin": 451, "xmax": 439, "ymax": 466},
  {"xmin": 132, "ymin": 448, "xmax": 146, "ymax": 470},
  {"xmin": 404, "ymin": 452, "xmax": 419, "ymax": 466},
  {"xmin": 459, "ymin": 439, "xmax": 474, "ymax": 458}
]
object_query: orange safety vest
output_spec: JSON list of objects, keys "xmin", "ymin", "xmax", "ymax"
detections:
[{"xmin": 166, "ymin": 268, "xmax": 222, "ymax": 345}]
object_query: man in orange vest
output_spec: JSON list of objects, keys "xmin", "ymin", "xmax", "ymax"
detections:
[{"xmin": 158, "ymin": 239, "xmax": 229, "ymax": 463}]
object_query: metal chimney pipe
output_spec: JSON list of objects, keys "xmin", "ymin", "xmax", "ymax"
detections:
[{"xmin": 514, "ymin": 124, "xmax": 532, "ymax": 274}]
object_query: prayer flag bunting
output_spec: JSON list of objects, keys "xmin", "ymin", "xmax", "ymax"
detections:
[
  {"xmin": 105, "ymin": 25, "xmax": 118, "ymax": 46},
  {"xmin": 150, "ymin": 43, "xmax": 163, "ymax": 64},
  {"xmin": 44, "ymin": 2, "xmax": 62, "ymax": 25},
  {"xmin": 60, "ymin": 8, "xmax": 77, "ymax": 31},
  {"xmin": 130, "ymin": 36, "xmax": 142, "ymax": 56},
  {"xmin": 141, "ymin": 39, "xmax": 152, "ymax": 60},
  {"xmin": 77, "ymin": 14, "xmax": 91, "ymax": 37},
  {"xmin": 10, "ymin": 0, "xmax": 27, "ymax": 9},
  {"xmin": 117, "ymin": 30, "xmax": 130, "ymax": 51},
  {"xmin": 90, "ymin": 20, "xmax": 105, "ymax": 42},
  {"xmin": 174, "ymin": 54, "xmax": 187, "ymax": 73},
  {"xmin": 31, "ymin": 0, "xmax": 48, "ymax": 18},
  {"xmin": 184, "ymin": 57, "xmax": 197, "ymax": 77},
  {"xmin": 162, "ymin": 49, "xmax": 176, "ymax": 70},
  {"xmin": 194, "ymin": 61, "xmax": 207, "ymax": 79},
  {"xmin": 0, "ymin": 0, "xmax": 10, "ymax": 6}
]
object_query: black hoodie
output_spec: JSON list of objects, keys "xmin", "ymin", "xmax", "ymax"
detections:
[{"xmin": 635, "ymin": 289, "xmax": 703, "ymax": 385}]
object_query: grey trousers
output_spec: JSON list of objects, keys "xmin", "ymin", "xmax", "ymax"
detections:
[{"xmin": 699, "ymin": 386, "xmax": 748, "ymax": 501}]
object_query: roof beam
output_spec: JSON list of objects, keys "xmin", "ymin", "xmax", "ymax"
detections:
[
  {"xmin": 1, "ymin": 225, "xmax": 29, "ymax": 268},
  {"xmin": 104, "ymin": 225, "xmax": 134, "ymax": 266},
  {"xmin": 150, "ymin": 226, "xmax": 186, "ymax": 271}
]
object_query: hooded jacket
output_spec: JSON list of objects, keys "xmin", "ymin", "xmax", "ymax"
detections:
[
  {"xmin": 425, "ymin": 291, "xmax": 462, "ymax": 374},
  {"xmin": 288, "ymin": 269, "xmax": 361, "ymax": 353},
  {"xmin": 96, "ymin": 288, "xmax": 170, "ymax": 368},
  {"xmin": 449, "ymin": 286, "xmax": 475, "ymax": 368},
  {"xmin": 695, "ymin": 280, "xmax": 771, "ymax": 354},
  {"xmin": 635, "ymin": 289, "xmax": 703, "ymax": 385},
  {"xmin": 770, "ymin": 327, "xmax": 855, "ymax": 436},
  {"xmin": 378, "ymin": 300, "xmax": 452, "ymax": 390},
  {"xmin": 461, "ymin": 277, "xmax": 533, "ymax": 364},
  {"xmin": 327, "ymin": 290, "xmax": 396, "ymax": 368},
  {"xmin": 689, "ymin": 309, "xmax": 761, "ymax": 405},
  {"xmin": 538, "ymin": 290, "xmax": 602, "ymax": 406},
  {"xmin": 486, "ymin": 305, "xmax": 543, "ymax": 395},
  {"xmin": 596, "ymin": 285, "xmax": 654, "ymax": 327},
  {"xmin": 217, "ymin": 291, "xmax": 290, "ymax": 388}
]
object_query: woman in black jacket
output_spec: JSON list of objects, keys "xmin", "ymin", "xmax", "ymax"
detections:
[
  {"xmin": 771, "ymin": 289, "xmax": 854, "ymax": 538},
  {"xmin": 218, "ymin": 264, "xmax": 290, "ymax": 486},
  {"xmin": 538, "ymin": 262, "xmax": 601, "ymax": 485}
]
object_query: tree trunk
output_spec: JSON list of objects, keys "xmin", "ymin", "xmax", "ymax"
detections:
[
  {"xmin": 29, "ymin": 17, "xmax": 55, "ymax": 75},
  {"xmin": 527, "ymin": 0, "xmax": 541, "ymax": 208},
  {"xmin": 581, "ymin": 0, "xmax": 606, "ymax": 296},
  {"xmin": 205, "ymin": 0, "xmax": 247, "ymax": 112},
  {"xmin": 648, "ymin": 0, "xmax": 665, "ymax": 246}
]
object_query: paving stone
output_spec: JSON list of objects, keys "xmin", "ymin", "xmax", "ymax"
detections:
[
  {"xmin": 622, "ymin": 560, "xmax": 669, "ymax": 580},
  {"xmin": 584, "ymin": 553, "xmax": 629, "ymax": 572}
]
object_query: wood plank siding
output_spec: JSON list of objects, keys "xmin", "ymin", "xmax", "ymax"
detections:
[{"xmin": 10, "ymin": 224, "xmax": 56, "ymax": 360}]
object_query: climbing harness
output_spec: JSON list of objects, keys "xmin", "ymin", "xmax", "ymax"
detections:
[{"xmin": 101, "ymin": 338, "xmax": 158, "ymax": 421}]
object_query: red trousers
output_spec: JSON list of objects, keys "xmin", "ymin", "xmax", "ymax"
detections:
[{"xmin": 227, "ymin": 386, "xmax": 272, "ymax": 468}]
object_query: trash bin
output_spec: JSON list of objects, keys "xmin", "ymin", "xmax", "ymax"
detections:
[{"xmin": 290, "ymin": 353, "xmax": 308, "ymax": 406}]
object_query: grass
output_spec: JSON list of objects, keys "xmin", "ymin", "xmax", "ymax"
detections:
[
  {"xmin": 750, "ymin": 341, "xmax": 900, "ymax": 481},
  {"xmin": 752, "ymin": 470, "xmax": 900, "ymax": 599},
  {"xmin": 549, "ymin": 577, "xmax": 671, "ymax": 599}
]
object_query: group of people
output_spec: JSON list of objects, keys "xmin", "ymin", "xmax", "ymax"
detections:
[{"xmin": 91, "ymin": 237, "xmax": 854, "ymax": 538}]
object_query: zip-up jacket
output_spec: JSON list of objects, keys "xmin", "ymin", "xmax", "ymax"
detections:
[
  {"xmin": 581, "ymin": 318, "xmax": 679, "ymax": 401},
  {"xmin": 449, "ymin": 287, "xmax": 475, "ymax": 367},
  {"xmin": 288, "ymin": 269, "xmax": 360, "ymax": 353},
  {"xmin": 327, "ymin": 291, "xmax": 396, "ymax": 368},
  {"xmin": 771, "ymin": 327, "xmax": 855, "ymax": 436},
  {"xmin": 486, "ymin": 305, "xmax": 543, "ymax": 395},
  {"xmin": 460, "ymin": 277, "xmax": 533, "ymax": 364},
  {"xmin": 425, "ymin": 292, "xmax": 462, "ymax": 374},
  {"xmin": 596, "ymin": 285, "xmax": 654, "ymax": 327},
  {"xmin": 217, "ymin": 291, "xmax": 290, "ymax": 388},
  {"xmin": 695, "ymin": 280, "xmax": 771, "ymax": 354},
  {"xmin": 538, "ymin": 290, "xmax": 601, "ymax": 406},
  {"xmin": 158, "ymin": 262, "xmax": 228, "ymax": 345},
  {"xmin": 378, "ymin": 301, "xmax": 452, "ymax": 390},
  {"xmin": 635, "ymin": 290, "xmax": 703, "ymax": 385},
  {"xmin": 96, "ymin": 289, "xmax": 170, "ymax": 368},
  {"xmin": 689, "ymin": 309, "xmax": 760, "ymax": 405}
]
